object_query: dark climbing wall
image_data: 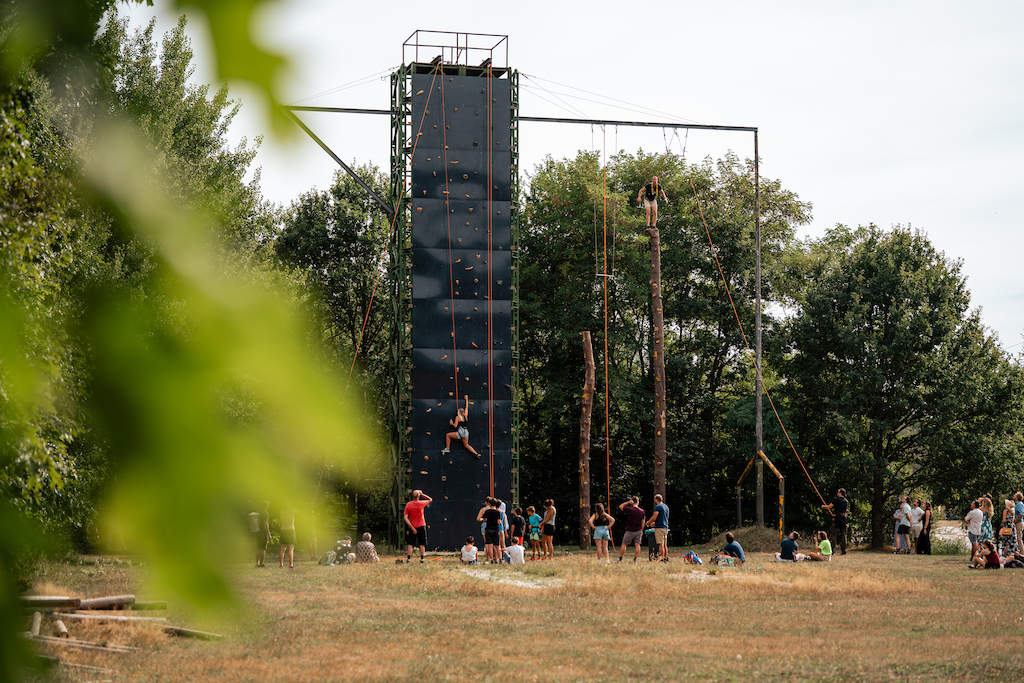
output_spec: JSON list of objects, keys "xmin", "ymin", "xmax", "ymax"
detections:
[{"xmin": 407, "ymin": 72, "xmax": 513, "ymax": 550}]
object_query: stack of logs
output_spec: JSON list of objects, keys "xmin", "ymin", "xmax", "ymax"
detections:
[{"xmin": 21, "ymin": 594, "xmax": 221, "ymax": 662}]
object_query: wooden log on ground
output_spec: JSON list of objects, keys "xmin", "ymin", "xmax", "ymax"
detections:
[
  {"xmin": 164, "ymin": 626, "xmax": 223, "ymax": 640},
  {"xmin": 52, "ymin": 619, "xmax": 69, "ymax": 638},
  {"xmin": 28, "ymin": 634, "xmax": 135, "ymax": 653},
  {"xmin": 130, "ymin": 600, "xmax": 168, "ymax": 610},
  {"xmin": 78, "ymin": 594, "xmax": 135, "ymax": 610},
  {"xmin": 51, "ymin": 618, "xmax": 69, "ymax": 638},
  {"xmin": 35, "ymin": 654, "xmax": 120, "ymax": 675},
  {"xmin": 20, "ymin": 596, "xmax": 81, "ymax": 610},
  {"xmin": 60, "ymin": 612, "xmax": 167, "ymax": 624},
  {"xmin": 30, "ymin": 612, "xmax": 42, "ymax": 637}
]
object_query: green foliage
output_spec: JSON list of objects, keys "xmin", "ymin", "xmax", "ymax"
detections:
[
  {"xmin": 0, "ymin": 5, "xmax": 373, "ymax": 679},
  {"xmin": 930, "ymin": 537, "xmax": 968, "ymax": 556},
  {"xmin": 780, "ymin": 225, "xmax": 1024, "ymax": 546},
  {"xmin": 519, "ymin": 149, "xmax": 811, "ymax": 543}
]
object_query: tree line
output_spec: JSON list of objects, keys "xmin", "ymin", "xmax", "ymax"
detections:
[{"xmin": 3, "ymin": 5, "xmax": 1024, "ymax": 673}]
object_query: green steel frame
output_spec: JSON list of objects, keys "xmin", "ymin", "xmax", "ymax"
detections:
[
  {"xmin": 509, "ymin": 69, "xmax": 520, "ymax": 507},
  {"xmin": 387, "ymin": 62, "xmax": 521, "ymax": 545},
  {"xmin": 388, "ymin": 66, "xmax": 413, "ymax": 548}
]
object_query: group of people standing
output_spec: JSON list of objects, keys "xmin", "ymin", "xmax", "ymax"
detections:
[
  {"xmin": 964, "ymin": 492, "xmax": 1024, "ymax": 569},
  {"xmin": 249, "ymin": 500, "xmax": 299, "ymax": 569},
  {"xmin": 587, "ymin": 495, "xmax": 670, "ymax": 563},
  {"xmin": 891, "ymin": 496, "xmax": 934, "ymax": 555}
]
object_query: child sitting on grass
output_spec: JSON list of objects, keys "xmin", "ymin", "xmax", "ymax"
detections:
[{"xmin": 461, "ymin": 537, "xmax": 479, "ymax": 564}]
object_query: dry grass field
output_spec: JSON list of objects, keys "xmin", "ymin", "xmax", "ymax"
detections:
[{"xmin": 23, "ymin": 543, "xmax": 1024, "ymax": 682}]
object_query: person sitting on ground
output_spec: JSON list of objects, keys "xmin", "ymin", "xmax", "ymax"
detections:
[
  {"xmin": 972, "ymin": 538, "xmax": 1000, "ymax": 569},
  {"xmin": 506, "ymin": 538, "xmax": 525, "ymax": 565},
  {"xmin": 805, "ymin": 531, "xmax": 833, "ymax": 562},
  {"xmin": 355, "ymin": 533, "xmax": 380, "ymax": 563},
  {"xmin": 1003, "ymin": 551, "xmax": 1024, "ymax": 569},
  {"xmin": 721, "ymin": 532, "xmax": 746, "ymax": 564},
  {"xmin": 336, "ymin": 536, "xmax": 355, "ymax": 564},
  {"xmin": 461, "ymin": 536, "xmax": 479, "ymax": 565},
  {"xmin": 776, "ymin": 531, "xmax": 800, "ymax": 562}
]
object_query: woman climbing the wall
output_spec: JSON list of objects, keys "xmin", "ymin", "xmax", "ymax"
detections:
[{"xmin": 442, "ymin": 395, "xmax": 480, "ymax": 457}]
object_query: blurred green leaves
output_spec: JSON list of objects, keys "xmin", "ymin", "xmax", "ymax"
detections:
[
  {"xmin": 82, "ymin": 121, "xmax": 372, "ymax": 606},
  {"xmin": 0, "ymin": 1, "xmax": 373, "ymax": 676}
]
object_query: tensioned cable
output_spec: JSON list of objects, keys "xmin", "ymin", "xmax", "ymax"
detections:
[
  {"xmin": 521, "ymin": 73, "xmax": 702, "ymax": 126},
  {"xmin": 520, "ymin": 83, "xmax": 700, "ymax": 126},
  {"xmin": 687, "ymin": 174, "xmax": 830, "ymax": 509},
  {"xmin": 518, "ymin": 74, "xmax": 589, "ymax": 119},
  {"xmin": 518, "ymin": 87, "xmax": 591, "ymax": 121},
  {"xmin": 314, "ymin": 64, "xmax": 443, "ymax": 506},
  {"xmin": 440, "ymin": 71, "xmax": 461, "ymax": 405},
  {"xmin": 289, "ymin": 66, "xmax": 400, "ymax": 105}
]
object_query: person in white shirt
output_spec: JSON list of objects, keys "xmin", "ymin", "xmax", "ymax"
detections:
[
  {"xmin": 911, "ymin": 500, "xmax": 925, "ymax": 551},
  {"xmin": 893, "ymin": 496, "xmax": 913, "ymax": 555},
  {"xmin": 461, "ymin": 537, "xmax": 479, "ymax": 564},
  {"xmin": 965, "ymin": 500, "xmax": 984, "ymax": 562},
  {"xmin": 506, "ymin": 541, "xmax": 525, "ymax": 565}
]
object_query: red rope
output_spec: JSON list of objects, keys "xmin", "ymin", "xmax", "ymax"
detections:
[{"xmin": 486, "ymin": 68, "xmax": 495, "ymax": 496}]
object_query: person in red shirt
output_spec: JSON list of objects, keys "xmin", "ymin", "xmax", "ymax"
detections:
[{"xmin": 404, "ymin": 490, "xmax": 433, "ymax": 563}]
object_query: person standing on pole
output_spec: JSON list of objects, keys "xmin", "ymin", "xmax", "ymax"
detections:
[{"xmin": 637, "ymin": 175, "xmax": 668, "ymax": 228}]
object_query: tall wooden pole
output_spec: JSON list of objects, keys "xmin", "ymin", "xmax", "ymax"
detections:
[
  {"xmin": 646, "ymin": 228, "xmax": 666, "ymax": 498},
  {"xmin": 579, "ymin": 331, "xmax": 596, "ymax": 549}
]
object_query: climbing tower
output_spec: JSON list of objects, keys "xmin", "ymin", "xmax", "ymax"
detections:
[{"xmin": 389, "ymin": 32, "xmax": 519, "ymax": 550}]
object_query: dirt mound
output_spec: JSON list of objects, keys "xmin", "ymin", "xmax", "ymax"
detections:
[{"xmin": 706, "ymin": 526, "xmax": 783, "ymax": 553}]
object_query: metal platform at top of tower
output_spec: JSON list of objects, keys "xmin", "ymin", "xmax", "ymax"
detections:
[{"xmin": 388, "ymin": 31, "xmax": 520, "ymax": 551}]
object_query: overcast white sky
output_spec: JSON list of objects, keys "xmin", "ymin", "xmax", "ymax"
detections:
[{"xmin": 128, "ymin": 0, "xmax": 1023, "ymax": 349}]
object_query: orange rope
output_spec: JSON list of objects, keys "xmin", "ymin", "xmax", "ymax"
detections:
[
  {"xmin": 438, "ymin": 70, "xmax": 463, "ymax": 412},
  {"xmin": 688, "ymin": 174, "xmax": 829, "ymax": 508},
  {"xmin": 315, "ymin": 65, "xmax": 441, "ymax": 505},
  {"xmin": 602, "ymin": 128, "xmax": 611, "ymax": 508}
]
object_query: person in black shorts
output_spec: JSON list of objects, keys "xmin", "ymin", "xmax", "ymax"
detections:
[
  {"xmin": 510, "ymin": 507, "xmax": 526, "ymax": 547},
  {"xmin": 821, "ymin": 487, "xmax": 849, "ymax": 555},
  {"xmin": 617, "ymin": 497, "xmax": 646, "ymax": 563},
  {"xmin": 636, "ymin": 175, "xmax": 668, "ymax": 228},
  {"xmin": 476, "ymin": 497, "xmax": 502, "ymax": 563},
  {"xmin": 539, "ymin": 499, "xmax": 556, "ymax": 560}
]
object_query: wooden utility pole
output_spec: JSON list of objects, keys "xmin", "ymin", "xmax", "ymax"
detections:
[
  {"xmin": 578, "ymin": 331, "xmax": 597, "ymax": 549},
  {"xmin": 579, "ymin": 331, "xmax": 596, "ymax": 549},
  {"xmin": 646, "ymin": 228, "xmax": 667, "ymax": 498}
]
